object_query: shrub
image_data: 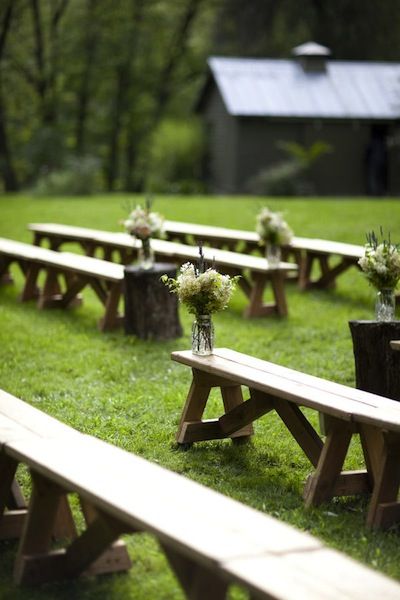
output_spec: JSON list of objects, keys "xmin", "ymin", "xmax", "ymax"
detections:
[
  {"xmin": 247, "ymin": 140, "xmax": 332, "ymax": 196},
  {"xmin": 145, "ymin": 118, "xmax": 206, "ymax": 194},
  {"xmin": 247, "ymin": 160, "xmax": 306, "ymax": 196},
  {"xmin": 32, "ymin": 155, "xmax": 102, "ymax": 196}
]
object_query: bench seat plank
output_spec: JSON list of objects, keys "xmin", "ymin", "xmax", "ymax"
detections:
[
  {"xmin": 0, "ymin": 390, "xmax": 81, "ymax": 440},
  {"xmin": 172, "ymin": 349, "xmax": 400, "ymax": 430},
  {"xmin": 226, "ymin": 548, "xmax": 400, "ymax": 600},
  {"xmin": 4, "ymin": 435, "xmax": 320, "ymax": 561}
]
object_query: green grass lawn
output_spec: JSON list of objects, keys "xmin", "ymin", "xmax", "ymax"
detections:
[{"xmin": 1, "ymin": 193, "xmax": 400, "ymax": 599}]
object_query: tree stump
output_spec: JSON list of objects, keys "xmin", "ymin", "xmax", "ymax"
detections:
[
  {"xmin": 349, "ymin": 320, "xmax": 400, "ymax": 401},
  {"xmin": 124, "ymin": 263, "xmax": 182, "ymax": 340}
]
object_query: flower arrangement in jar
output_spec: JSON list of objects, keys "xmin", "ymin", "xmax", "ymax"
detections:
[
  {"xmin": 256, "ymin": 207, "xmax": 293, "ymax": 266},
  {"xmin": 162, "ymin": 248, "xmax": 239, "ymax": 355},
  {"xmin": 358, "ymin": 230, "xmax": 400, "ymax": 321},
  {"xmin": 122, "ymin": 199, "xmax": 164, "ymax": 269}
]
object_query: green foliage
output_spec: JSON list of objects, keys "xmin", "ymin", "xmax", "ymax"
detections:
[
  {"xmin": 32, "ymin": 156, "xmax": 102, "ymax": 196},
  {"xmin": 145, "ymin": 118, "xmax": 206, "ymax": 194},
  {"xmin": 1, "ymin": 194, "xmax": 400, "ymax": 598},
  {"xmin": 247, "ymin": 160, "xmax": 305, "ymax": 196},
  {"xmin": 248, "ymin": 140, "xmax": 332, "ymax": 196},
  {"xmin": 277, "ymin": 140, "xmax": 332, "ymax": 168}
]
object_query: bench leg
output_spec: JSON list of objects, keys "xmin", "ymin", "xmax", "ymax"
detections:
[
  {"xmin": 176, "ymin": 371, "xmax": 254, "ymax": 445},
  {"xmin": 361, "ymin": 429, "xmax": 400, "ymax": 530},
  {"xmin": 0, "ymin": 455, "xmax": 27, "ymax": 540},
  {"xmin": 298, "ymin": 252, "xmax": 314, "ymax": 290},
  {"xmin": 38, "ymin": 268, "xmax": 63, "ymax": 308},
  {"xmin": 303, "ymin": 419, "xmax": 353, "ymax": 507},
  {"xmin": 242, "ymin": 273, "xmax": 286, "ymax": 318},
  {"xmin": 98, "ymin": 281, "xmax": 123, "ymax": 331},
  {"xmin": 20, "ymin": 263, "xmax": 41, "ymax": 301},
  {"xmin": 162, "ymin": 544, "xmax": 228, "ymax": 599},
  {"xmin": 274, "ymin": 400, "xmax": 323, "ymax": 467},
  {"xmin": 14, "ymin": 472, "xmax": 131, "ymax": 585},
  {"xmin": 0, "ymin": 256, "xmax": 13, "ymax": 284}
]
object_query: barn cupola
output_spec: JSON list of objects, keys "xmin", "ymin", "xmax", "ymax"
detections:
[{"xmin": 292, "ymin": 41, "xmax": 331, "ymax": 72}]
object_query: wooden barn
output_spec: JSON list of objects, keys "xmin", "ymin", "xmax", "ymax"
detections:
[{"xmin": 196, "ymin": 42, "xmax": 400, "ymax": 196}]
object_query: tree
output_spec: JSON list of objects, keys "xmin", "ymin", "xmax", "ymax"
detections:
[{"xmin": 0, "ymin": 1, "xmax": 18, "ymax": 191}]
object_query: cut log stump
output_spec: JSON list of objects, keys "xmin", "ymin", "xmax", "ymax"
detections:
[
  {"xmin": 124, "ymin": 263, "xmax": 182, "ymax": 340},
  {"xmin": 349, "ymin": 320, "xmax": 400, "ymax": 401}
]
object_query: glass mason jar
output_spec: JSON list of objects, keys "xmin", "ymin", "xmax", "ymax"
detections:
[
  {"xmin": 191, "ymin": 314, "xmax": 214, "ymax": 355},
  {"xmin": 138, "ymin": 237, "xmax": 154, "ymax": 270},
  {"xmin": 266, "ymin": 243, "xmax": 281, "ymax": 267},
  {"xmin": 375, "ymin": 288, "xmax": 396, "ymax": 322}
]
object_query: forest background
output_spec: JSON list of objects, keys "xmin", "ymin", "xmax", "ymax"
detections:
[{"xmin": 2, "ymin": 0, "xmax": 400, "ymax": 196}]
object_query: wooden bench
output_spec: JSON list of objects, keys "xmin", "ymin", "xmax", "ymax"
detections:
[
  {"xmin": 162, "ymin": 220, "xmax": 365, "ymax": 291},
  {"xmin": 29, "ymin": 223, "xmax": 298, "ymax": 318},
  {"xmin": 172, "ymin": 347, "xmax": 400, "ymax": 531},
  {"xmin": 391, "ymin": 340, "xmax": 400, "ymax": 351},
  {"xmin": 0, "ymin": 237, "xmax": 124, "ymax": 331},
  {"xmin": 30, "ymin": 220, "xmax": 365, "ymax": 292},
  {"xmin": 1, "ymin": 390, "xmax": 400, "ymax": 598}
]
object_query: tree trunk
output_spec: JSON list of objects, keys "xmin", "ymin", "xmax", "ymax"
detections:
[
  {"xmin": 0, "ymin": 93, "xmax": 18, "ymax": 191},
  {"xmin": 0, "ymin": 1, "xmax": 18, "ymax": 190},
  {"xmin": 349, "ymin": 320, "xmax": 400, "ymax": 401},
  {"xmin": 124, "ymin": 264, "xmax": 183, "ymax": 340},
  {"xmin": 74, "ymin": 0, "xmax": 97, "ymax": 155}
]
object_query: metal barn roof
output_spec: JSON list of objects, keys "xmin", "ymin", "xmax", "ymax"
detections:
[{"xmin": 207, "ymin": 56, "xmax": 400, "ymax": 120}]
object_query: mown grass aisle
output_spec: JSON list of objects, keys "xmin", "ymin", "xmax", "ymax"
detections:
[{"xmin": 1, "ymin": 194, "xmax": 400, "ymax": 599}]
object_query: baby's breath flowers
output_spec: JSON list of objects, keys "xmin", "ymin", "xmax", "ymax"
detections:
[
  {"xmin": 123, "ymin": 204, "xmax": 164, "ymax": 240},
  {"xmin": 358, "ymin": 230, "xmax": 400, "ymax": 290},
  {"xmin": 162, "ymin": 262, "xmax": 239, "ymax": 318},
  {"xmin": 256, "ymin": 207, "xmax": 293, "ymax": 245}
]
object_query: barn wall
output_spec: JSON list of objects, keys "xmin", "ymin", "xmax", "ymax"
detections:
[
  {"xmin": 234, "ymin": 118, "xmax": 376, "ymax": 195},
  {"xmin": 202, "ymin": 87, "xmax": 238, "ymax": 193}
]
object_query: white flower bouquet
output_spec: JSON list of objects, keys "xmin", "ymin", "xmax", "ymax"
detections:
[
  {"xmin": 358, "ymin": 231, "xmax": 400, "ymax": 290},
  {"xmin": 256, "ymin": 207, "xmax": 293, "ymax": 245},
  {"xmin": 162, "ymin": 262, "xmax": 239, "ymax": 317},
  {"xmin": 123, "ymin": 204, "xmax": 164, "ymax": 240}
]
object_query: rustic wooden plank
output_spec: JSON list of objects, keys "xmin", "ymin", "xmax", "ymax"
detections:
[
  {"xmin": 0, "ymin": 389, "xmax": 81, "ymax": 440},
  {"xmin": 162, "ymin": 543, "xmax": 229, "ymax": 600},
  {"xmin": 273, "ymin": 399, "xmax": 323, "ymax": 467},
  {"xmin": 0, "ymin": 238, "xmax": 125, "ymax": 282},
  {"xmin": 0, "ymin": 452, "xmax": 19, "ymax": 515},
  {"xmin": 25, "ymin": 228, "xmax": 297, "ymax": 319},
  {"xmin": 366, "ymin": 432, "xmax": 400, "ymax": 529},
  {"xmin": 304, "ymin": 420, "xmax": 353, "ymax": 506},
  {"xmin": 219, "ymin": 389, "xmax": 274, "ymax": 435},
  {"xmin": 14, "ymin": 473, "xmax": 65, "ymax": 584},
  {"xmin": 332, "ymin": 470, "xmax": 371, "ymax": 496},
  {"xmin": 220, "ymin": 385, "xmax": 253, "ymax": 440},
  {"xmin": 177, "ymin": 419, "xmax": 225, "ymax": 443},
  {"xmin": 0, "ymin": 509, "xmax": 27, "ymax": 540},
  {"xmin": 6, "ymin": 435, "xmax": 322, "ymax": 561},
  {"xmin": 172, "ymin": 349, "xmax": 400, "ymax": 428},
  {"xmin": 176, "ymin": 378, "xmax": 212, "ymax": 444},
  {"xmin": 224, "ymin": 547, "xmax": 400, "ymax": 600},
  {"xmin": 171, "ymin": 351, "xmax": 362, "ymax": 423}
]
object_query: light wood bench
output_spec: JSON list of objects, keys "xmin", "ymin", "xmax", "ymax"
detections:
[
  {"xmin": 163, "ymin": 220, "xmax": 365, "ymax": 291},
  {"xmin": 0, "ymin": 237, "xmax": 124, "ymax": 331},
  {"xmin": 172, "ymin": 347, "xmax": 400, "ymax": 531},
  {"xmin": 1, "ymin": 390, "xmax": 400, "ymax": 598},
  {"xmin": 29, "ymin": 223, "xmax": 298, "ymax": 318},
  {"xmin": 390, "ymin": 340, "xmax": 400, "ymax": 351},
  {"xmin": 30, "ymin": 220, "xmax": 365, "ymax": 292}
]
